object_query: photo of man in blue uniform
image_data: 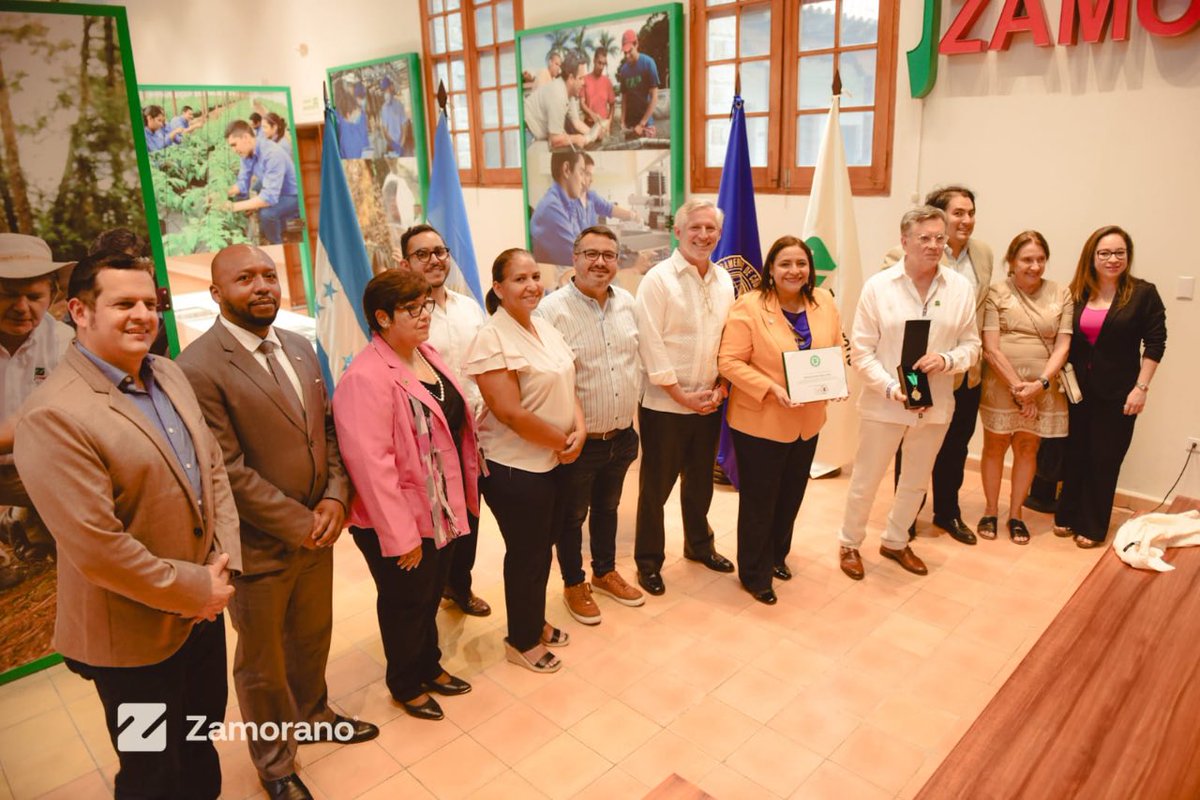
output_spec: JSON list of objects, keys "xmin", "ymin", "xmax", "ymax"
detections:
[
  {"xmin": 224, "ymin": 120, "xmax": 301, "ymax": 245},
  {"xmin": 379, "ymin": 76, "xmax": 410, "ymax": 156},
  {"xmin": 530, "ymin": 150, "xmax": 587, "ymax": 267}
]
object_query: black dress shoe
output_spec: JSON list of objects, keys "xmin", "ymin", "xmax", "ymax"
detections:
[
  {"xmin": 933, "ymin": 516, "xmax": 977, "ymax": 545},
  {"xmin": 772, "ymin": 563, "xmax": 793, "ymax": 581},
  {"xmin": 262, "ymin": 773, "xmax": 313, "ymax": 800},
  {"xmin": 686, "ymin": 552, "xmax": 735, "ymax": 573},
  {"xmin": 637, "ymin": 570, "xmax": 665, "ymax": 595},
  {"xmin": 400, "ymin": 695, "xmax": 445, "ymax": 721},
  {"xmin": 425, "ymin": 674, "xmax": 472, "ymax": 696},
  {"xmin": 332, "ymin": 714, "xmax": 379, "ymax": 743},
  {"xmin": 751, "ymin": 588, "xmax": 777, "ymax": 605}
]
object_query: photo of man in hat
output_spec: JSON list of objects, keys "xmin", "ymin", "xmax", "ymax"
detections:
[{"xmin": 0, "ymin": 233, "xmax": 75, "ymax": 589}]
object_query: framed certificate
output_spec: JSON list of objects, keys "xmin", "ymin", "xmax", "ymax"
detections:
[{"xmin": 783, "ymin": 346, "xmax": 849, "ymax": 403}]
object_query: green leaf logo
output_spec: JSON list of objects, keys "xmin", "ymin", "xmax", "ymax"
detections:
[{"xmin": 810, "ymin": 355, "xmax": 821, "ymax": 367}]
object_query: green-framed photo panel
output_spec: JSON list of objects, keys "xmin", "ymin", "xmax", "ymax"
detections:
[
  {"xmin": 326, "ymin": 52, "xmax": 430, "ymax": 272},
  {"xmin": 516, "ymin": 3, "xmax": 683, "ymax": 290},
  {"xmin": 0, "ymin": 0, "xmax": 164, "ymax": 685},
  {"xmin": 137, "ymin": 84, "xmax": 317, "ymax": 351}
]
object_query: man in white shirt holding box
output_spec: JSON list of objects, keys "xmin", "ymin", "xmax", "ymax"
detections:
[{"xmin": 838, "ymin": 206, "xmax": 981, "ymax": 581}]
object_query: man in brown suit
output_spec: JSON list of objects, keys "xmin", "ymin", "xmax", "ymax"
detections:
[
  {"xmin": 14, "ymin": 252, "xmax": 241, "ymax": 800},
  {"xmin": 176, "ymin": 244, "xmax": 376, "ymax": 800}
]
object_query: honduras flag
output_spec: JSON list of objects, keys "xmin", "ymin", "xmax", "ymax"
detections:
[
  {"xmin": 711, "ymin": 94, "xmax": 762, "ymax": 490},
  {"xmin": 314, "ymin": 102, "xmax": 373, "ymax": 385},
  {"xmin": 426, "ymin": 111, "xmax": 484, "ymax": 306}
]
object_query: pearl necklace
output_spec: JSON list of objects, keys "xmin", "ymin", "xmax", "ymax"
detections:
[{"xmin": 414, "ymin": 349, "xmax": 445, "ymax": 401}]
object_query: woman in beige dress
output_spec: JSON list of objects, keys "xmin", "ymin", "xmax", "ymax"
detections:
[{"xmin": 979, "ymin": 231, "xmax": 1073, "ymax": 544}]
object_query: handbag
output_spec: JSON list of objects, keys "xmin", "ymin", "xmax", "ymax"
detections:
[{"xmin": 1010, "ymin": 281, "xmax": 1082, "ymax": 404}]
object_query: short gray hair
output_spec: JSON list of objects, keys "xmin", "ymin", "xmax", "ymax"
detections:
[
  {"xmin": 674, "ymin": 198, "xmax": 725, "ymax": 231},
  {"xmin": 900, "ymin": 205, "xmax": 947, "ymax": 236}
]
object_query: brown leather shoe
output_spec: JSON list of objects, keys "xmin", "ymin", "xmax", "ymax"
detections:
[
  {"xmin": 879, "ymin": 545, "xmax": 928, "ymax": 576},
  {"xmin": 444, "ymin": 590, "xmax": 492, "ymax": 617},
  {"xmin": 839, "ymin": 547, "xmax": 864, "ymax": 581}
]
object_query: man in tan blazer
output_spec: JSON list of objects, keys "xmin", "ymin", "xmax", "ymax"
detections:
[
  {"xmin": 176, "ymin": 245, "xmax": 375, "ymax": 800},
  {"xmin": 882, "ymin": 185, "xmax": 993, "ymax": 546},
  {"xmin": 15, "ymin": 252, "xmax": 241, "ymax": 800}
]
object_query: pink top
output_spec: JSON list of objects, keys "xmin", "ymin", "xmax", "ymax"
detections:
[{"xmin": 1079, "ymin": 306, "xmax": 1108, "ymax": 345}]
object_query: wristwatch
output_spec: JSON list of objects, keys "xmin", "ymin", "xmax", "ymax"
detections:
[
  {"xmin": 1038, "ymin": 377, "xmax": 1050, "ymax": 390},
  {"xmin": 1136, "ymin": 382, "xmax": 1149, "ymax": 391}
]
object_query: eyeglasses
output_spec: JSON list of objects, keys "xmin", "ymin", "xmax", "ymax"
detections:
[
  {"xmin": 396, "ymin": 297, "xmax": 436, "ymax": 318},
  {"xmin": 575, "ymin": 249, "xmax": 619, "ymax": 263},
  {"xmin": 408, "ymin": 246, "xmax": 450, "ymax": 264},
  {"xmin": 916, "ymin": 234, "xmax": 947, "ymax": 247},
  {"xmin": 1096, "ymin": 249, "xmax": 1127, "ymax": 261}
]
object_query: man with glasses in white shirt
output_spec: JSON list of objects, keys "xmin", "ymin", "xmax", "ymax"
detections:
[
  {"xmin": 838, "ymin": 206, "xmax": 981, "ymax": 581},
  {"xmin": 396, "ymin": 225, "xmax": 492, "ymax": 618},
  {"xmin": 537, "ymin": 225, "xmax": 644, "ymax": 623},
  {"xmin": 633, "ymin": 199, "xmax": 735, "ymax": 596}
]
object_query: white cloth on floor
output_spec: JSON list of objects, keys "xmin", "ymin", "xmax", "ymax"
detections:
[{"xmin": 1113, "ymin": 510, "xmax": 1200, "ymax": 572}]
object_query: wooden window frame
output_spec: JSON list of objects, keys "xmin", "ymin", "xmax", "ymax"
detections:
[
  {"xmin": 420, "ymin": 0, "xmax": 524, "ymax": 188},
  {"xmin": 690, "ymin": 0, "xmax": 897, "ymax": 196}
]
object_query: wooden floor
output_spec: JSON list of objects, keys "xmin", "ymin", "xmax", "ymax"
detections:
[{"xmin": 917, "ymin": 497, "xmax": 1200, "ymax": 800}]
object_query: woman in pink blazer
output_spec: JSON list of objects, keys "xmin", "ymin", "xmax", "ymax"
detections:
[
  {"xmin": 718, "ymin": 236, "xmax": 844, "ymax": 605},
  {"xmin": 334, "ymin": 269, "xmax": 481, "ymax": 722}
]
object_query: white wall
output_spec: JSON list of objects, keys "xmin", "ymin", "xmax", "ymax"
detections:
[{"xmin": 119, "ymin": 0, "xmax": 1200, "ymax": 500}]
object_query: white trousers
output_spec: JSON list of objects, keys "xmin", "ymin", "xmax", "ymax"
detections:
[{"xmin": 839, "ymin": 418, "xmax": 950, "ymax": 550}]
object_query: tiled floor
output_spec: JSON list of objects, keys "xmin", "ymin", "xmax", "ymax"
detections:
[{"xmin": 0, "ymin": 461, "xmax": 1113, "ymax": 799}]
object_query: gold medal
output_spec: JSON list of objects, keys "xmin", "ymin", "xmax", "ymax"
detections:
[{"xmin": 910, "ymin": 389, "xmax": 922, "ymax": 401}]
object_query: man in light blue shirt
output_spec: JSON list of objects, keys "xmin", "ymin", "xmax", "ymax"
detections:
[
  {"xmin": 143, "ymin": 105, "xmax": 171, "ymax": 152},
  {"xmin": 225, "ymin": 120, "xmax": 301, "ymax": 245},
  {"xmin": 379, "ymin": 77, "xmax": 409, "ymax": 156},
  {"xmin": 530, "ymin": 150, "xmax": 587, "ymax": 267},
  {"xmin": 166, "ymin": 106, "xmax": 197, "ymax": 145}
]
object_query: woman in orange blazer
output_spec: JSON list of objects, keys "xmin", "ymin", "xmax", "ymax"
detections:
[{"xmin": 718, "ymin": 236, "xmax": 843, "ymax": 604}]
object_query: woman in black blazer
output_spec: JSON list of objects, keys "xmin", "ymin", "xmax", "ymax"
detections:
[{"xmin": 1054, "ymin": 225, "xmax": 1166, "ymax": 548}]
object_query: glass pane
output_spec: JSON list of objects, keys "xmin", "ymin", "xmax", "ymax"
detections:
[
  {"xmin": 481, "ymin": 90, "xmax": 499, "ymax": 128},
  {"xmin": 474, "ymin": 5, "xmax": 494, "ymax": 47},
  {"xmin": 741, "ymin": 6, "xmax": 771, "ymax": 58},
  {"xmin": 841, "ymin": 110, "xmax": 874, "ymax": 166},
  {"xmin": 496, "ymin": 1, "xmax": 515, "ymax": 42},
  {"xmin": 499, "ymin": 46, "xmax": 516, "ymax": 84},
  {"xmin": 430, "ymin": 0, "xmax": 443, "ymax": 14},
  {"xmin": 707, "ymin": 15, "xmax": 736, "ymax": 61},
  {"xmin": 840, "ymin": 49, "xmax": 877, "ymax": 106},
  {"xmin": 435, "ymin": 61, "xmax": 450, "ymax": 95},
  {"xmin": 447, "ymin": 11, "xmax": 464, "ymax": 51},
  {"xmin": 501, "ymin": 87, "xmax": 518, "ymax": 126},
  {"xmin": 705, "ymin": 117, "xmax": 731, "ymax": 168},
  {"xmin": 745, "ymin": 114, "xmax": 768, "ymax": 168},
  {"xmin": 431, "ymin": 17, "xmax": 446, "ymax": 54},
  {"xmin": 454, "ymin": 131, "xmax": 472, "ymax": 168},
  {"xmin": 503, "ymin": 128, "xmax": 521, "ymax": 167},
  {"xmin": 842, "ymin": 0, "xmax": 879, "ymax": 45},
  {"xmin": 706, "ymin": 63, "xmax": 735, "ymax": 115},
  {"xmin": 795, "ymin": 113, "xmax": 823, "ymax": 167},
  {"xmin": 478, "ymin": 52, "xmax": 496, "ymax": 89},
  {"xmin": 450, "ymin": 58, "xmax": 466, "ymax": 92},
  {"xmin": 483, "ymin": 131, "xmax": 501, "ymax": 168},
  {"xmin": 799, "ymin": 0, "xmax": 836, "ymax": 51},
  {"xmin": 450, "ymin": 93, "xmax": 469, "ymax": 129},
  {"xmin": 797, "ymin": 53, "xmax": 834, "ymax": 110},
  {"xmin": 707, "ymin": 0, "xmax": 735, "ymax": 5},
  {"xmin": 446, "ymin": 0, "xmax": 459, "ymax": 9},
  {"xmin": 741, "ymin": 60, "xmax": 769, "ymax": 113}
]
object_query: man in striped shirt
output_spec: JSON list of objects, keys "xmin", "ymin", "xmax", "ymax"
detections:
[{"xmin": 536, "ymin": 225, "xmax": 645, "ymax": 624}]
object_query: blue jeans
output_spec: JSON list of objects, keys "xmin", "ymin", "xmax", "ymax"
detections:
[
  {"xmin": 259, "ymin": 193, "xmax": 300, "ymax": 244},
  {"xmin": 555, "ymin": 427, "xmax": 639, "ymax": 586}
]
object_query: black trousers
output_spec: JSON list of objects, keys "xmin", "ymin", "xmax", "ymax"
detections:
[
  {"xmin": 480, "ymin": 461, "xmax": 564, "ymax": 651},
  {"xmin": 634, "ymin": 407, "xmax": 721, "ymax": 576},
  {"xmin": 445, "ymin": 509, "xmax": 480, "ymax": 598},
  {"xmin": 556, "ymin": 427, "xmax": 639, "ymax": 585},
  {"xmin": 896, "ymin": 380, "xmax": 981, "ymax": 521},
  {"xmin": 65, "ymin": 617, "xmax": 227, "ymax": 800},
  {"xmin": 351, "ymin": 528, "xmax": 449, "ymax": 702},
  {"xmin": 731, "ymin": 429, "xmax": 819, "ymax": 592},
  {"xmin": 1056, "ymin": 399, "xmax": 1137, "ymax": 542}
]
